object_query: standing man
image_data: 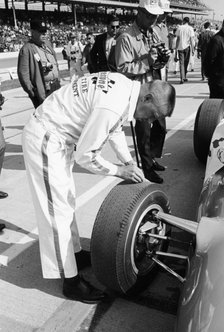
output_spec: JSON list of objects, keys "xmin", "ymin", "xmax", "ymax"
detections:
[
  {"xmin": 17, "ymin": 19, "xmax": 60, "ymax": 108},
  {"xmin": 175, "ymin": 17, "xmax": 195, "ymax": 84},
  {"xmin": 155, "ymin": 0, "xmax": 173, "ymax": 80},
  {"xmin": 22, "ymin": 72, "xmax": 175, "ymax": 303},
  {"xmin": 66, "ymin": 32, "xmax": 84, "ymax": 81},
  {"xmin": 90, "ymin": 14, "xmax": 120, "ymax": 72},
  {"xmin": 115, "ymin": 0, "xmax": 171, "ymax": 184},
  {"xmin": 82, "ymin": 32, "xmax": 95, "ymax": 74},
  {"xmin": 204, "ymin": 20, "xmax": 224, "ymax": 98},
  {"xmin": 197, "ymin": 21, "xmax": 214, "ymax": 81}
]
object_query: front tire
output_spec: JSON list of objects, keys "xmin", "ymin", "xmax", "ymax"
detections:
[{"xmin": 91, "ymin": 181, "xmax": 171, "ymax": 294}]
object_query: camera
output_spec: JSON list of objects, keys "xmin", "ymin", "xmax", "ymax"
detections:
[
  {"xmin": 42, "ymin": 61, "xmax": 53, "ymax": 73},
  {"xmin": 70, "ymin": 50, "xmax": 77, "ymax": 61},
  {"xmin": 151, "ymin": 42, "xmax": 170, "ymax": 69},
  {"xmin": 0, "ymin": 93, "xmax": 5, "ymax": 110}
]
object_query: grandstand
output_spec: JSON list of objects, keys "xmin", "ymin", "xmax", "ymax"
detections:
[
  {"xmin": 0, "ymin": 0, "xmax": 210, "ymax": 25},
  {"xmin": 0, "ymin": 0, "xmax": 211, "ymax": 52}
]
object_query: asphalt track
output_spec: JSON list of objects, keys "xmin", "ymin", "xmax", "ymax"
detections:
[{"xmin": 0, "ymin": 59, "xmax": 208, "ymax": 331}]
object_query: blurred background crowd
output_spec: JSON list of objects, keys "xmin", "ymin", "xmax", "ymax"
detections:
[{"xmin": 0, "ymin": 0, "xmax": 218, "ymax": 53}]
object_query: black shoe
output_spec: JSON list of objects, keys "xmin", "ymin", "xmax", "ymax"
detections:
[
  {"xmin": 0, "ymin": 223, "xmax": 6, "ymax": 232},
  {"xmin": 183, "ymin": 78, "xmax": 188, "ymax": 82},
  {"xmin": 152, "ymin": 159, "xmax": 165, "ymax": 171},
  {"xmin": 145, "ymin": 170, "xmax": 163, "ymax": 184},
  {"xmin": 180, "ymin": 80, "xmax": 184, "ymax": 84},
  {"xmin": 63, "ymin": 275, "xmax": 107, "ymax": 304},
  {"xmin": 0, "ymin": 191, "xmax": 8, "ymax": 199},
  {"xmin": 75, "ymin": 250, "xmax": 91, "ymax": 270}
]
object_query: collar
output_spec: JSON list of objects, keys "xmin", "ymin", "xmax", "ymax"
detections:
[{"xmin": 128, "ymin": 81, "xmax": 141, "ymax": 121}]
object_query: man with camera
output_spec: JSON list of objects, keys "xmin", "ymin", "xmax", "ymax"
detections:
[
  {"xmin": 115, "ymin": 0, "xmax": 171, "ymax": 184},
  {"xmin": 17, "ymin": 19, "xmax": 60, "ymax": 108}
]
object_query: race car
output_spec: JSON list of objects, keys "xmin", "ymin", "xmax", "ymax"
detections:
[{"xmin": 90, "ymin": 98, "xmax": 224, "ymax": 332}]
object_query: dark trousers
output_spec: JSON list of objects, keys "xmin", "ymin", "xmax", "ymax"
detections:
[
  {"xmin": 30, "ymin": 80, "xmax": 61, "ymax": 109},
  {"xmin": 178, "ymin": 46, "xmax": 190, "ymax": 81},
  {"xmin": 208, "ymin": 80, "xmax": 224, "ymax": 99},
  {"xmin": 135, "ymin": 118, "xmax": 166, "ymax": 175}
]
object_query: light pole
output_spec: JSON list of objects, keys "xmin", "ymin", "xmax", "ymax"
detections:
[{"xmin": 11, "ymin": 0, "xmax": 18, "ymax": 29}]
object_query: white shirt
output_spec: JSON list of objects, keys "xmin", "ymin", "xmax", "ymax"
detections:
[
  {"xmin": 176, "ymin": 24, "xmax": 195, "ymax": 51},
  {"xmin": 34, "ymin": 72, "xmax": 140, "ymax": 176}
]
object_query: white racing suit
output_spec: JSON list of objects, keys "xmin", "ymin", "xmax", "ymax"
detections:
[{"xmin": 22, "ymin": 72, "xmax": 140, "ymax": 278}]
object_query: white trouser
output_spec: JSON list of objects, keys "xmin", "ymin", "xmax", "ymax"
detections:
[{"xmin": 22, "ymin": 115, "xmax": 81, "ymax": 279}]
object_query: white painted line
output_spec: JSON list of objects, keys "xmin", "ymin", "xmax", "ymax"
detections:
[
  {"xmin": 166, "ymin": 111, "xmax": 196, "ymax": 139},
  {"xmin": 75, "ymin": 176, "xmax": 120, "ymax": 209}
]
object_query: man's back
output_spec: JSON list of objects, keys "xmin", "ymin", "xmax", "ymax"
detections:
[{"xmin": 176, "ymin": 24, "xmax": 194, "ymax": 50}]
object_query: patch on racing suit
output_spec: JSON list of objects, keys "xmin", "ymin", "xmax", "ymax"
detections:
[{"xmin": 92, "ymin": 72, "xmax": 115, "ymax": 94}]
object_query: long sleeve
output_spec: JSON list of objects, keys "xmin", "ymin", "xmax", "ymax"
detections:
[
  {"xmin": 75, "ymin": 106, "xmax": 129, "ymax": 176},
  {"xmin": 109, "ymin": 125, "xmax": 133, "ymax": 164},
  {"xmin": 115, "ymin": 33, "xmax": 149, "ymax": 79},
  {"xmin": 17, "ymin": 46, "xmax": 35, "ymax": 98}
]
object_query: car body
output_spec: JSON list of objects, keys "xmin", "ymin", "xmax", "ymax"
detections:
[
  {"xmin": 175, "ymin": 116, "xmax": 224, "ymax": 332},
  {"xmin": 90, "ymin": 99, "xmax": 224, "ymax": 332}
]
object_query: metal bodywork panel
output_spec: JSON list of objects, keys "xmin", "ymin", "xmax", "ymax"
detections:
[{"xmin": 175, "ymin": 120, "xmax": 224, "ymax": 332}]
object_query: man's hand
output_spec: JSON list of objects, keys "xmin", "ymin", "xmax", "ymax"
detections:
[
  {"xmin": 116, "ymin": 164, "xmax": 145, "ymax": 183},
  {"xmin": 148, "ymin": 47, "xmax": 158, "ymax": 66}
]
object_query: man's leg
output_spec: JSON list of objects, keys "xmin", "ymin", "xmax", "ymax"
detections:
[
  {"xmin": 22, "ymin": 116, "xmax": 107, "ymax": 302},
  {"xmin": 209, "ymin": 81, "xmax": 224, "ymax": 99},
  {"xmin": 150, "ymin": 118, "xmax": 166, "ymax": 159},
  {"xmin": 135, "ymin": 119, "xmax": 163, "ymax": 183},
  {"xmin": 184, "ymin": 46, "xmax": 190, "ymax": 79},
  {"xmin": 178, "ymin": 50, "xmax": 185, "ymax": 83}
]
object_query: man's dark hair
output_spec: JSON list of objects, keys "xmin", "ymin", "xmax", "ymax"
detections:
[
  {"xmin": 183, "ymin": 17, "xmax": 190, "ymax": 24},
  {"xmin": 204, "ymin": 21, "xmax": 210, "ymax": 29},
  {"xmin": 106, "ymin": 14, "xmax": 119, "ymax": 25}
]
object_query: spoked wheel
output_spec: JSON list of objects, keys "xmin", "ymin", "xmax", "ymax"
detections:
[
  {"xmin": 91, "ymin": 181, "xmax": 171, "ymax": 294},
  {"xmin": 194, "ymin": 99, "xmax": 224, "ymax": 164}
]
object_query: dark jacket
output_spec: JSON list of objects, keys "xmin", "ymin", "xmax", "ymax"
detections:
[
  {"xmin": 204, "ymin": 29, "xmax": 224, "ymax": 81},
  {"xmin": 17, "ymin": 40, "xmax": 59, "ymax": 105},
  {"xmin": 90, "ymin": 32, "xmax": 117, "ymax": 72}
]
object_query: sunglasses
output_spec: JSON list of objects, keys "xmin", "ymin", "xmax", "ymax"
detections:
[{"xmin": 110, "ymin": 25, "xmax": 120, "ymax": 29}]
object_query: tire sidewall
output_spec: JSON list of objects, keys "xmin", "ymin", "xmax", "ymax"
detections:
[{"xmin": 116, "ymin": 189, "xmax": 170, "ymax": 293}]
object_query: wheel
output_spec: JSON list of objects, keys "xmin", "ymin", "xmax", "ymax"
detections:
[
  {"xmin": 91, "ymin": 181, "xmax": 171, "ymax": 294},
  {"xmin": 194, "ymin": 99, "xmax": 224, "ymax": 164}
]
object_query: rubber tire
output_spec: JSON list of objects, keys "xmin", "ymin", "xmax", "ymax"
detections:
[
  {"xmin": 194, "ymin": 98, "xmax": 224, "ymax": 164},
  {"xmin": 91, "ymin": 181, "xmax": 171, "ymax": 294}
]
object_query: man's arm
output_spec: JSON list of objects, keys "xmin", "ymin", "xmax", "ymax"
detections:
[
  {"xmin": 115, "ymin": 34, "xmax": 154, "ymax": 78},
  {"xmin": 75, "ymin": 107, "xmax": 144, "ymax": 182},
  {"xmin": 17, "ymin": 46, "xmax": 35, "ymax": 98},
  {"xmin": 108, "ymin": 126, "xmax": 133, "ymax": 164},
  {"xmin": 89, "ymin": 36, "xmax": 99, "ymax": 72}
]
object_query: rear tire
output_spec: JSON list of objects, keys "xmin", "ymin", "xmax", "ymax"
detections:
[
  {"xmin": 91, "ymin": 181, "xmax": 171, "ymax": 294},
  {"xmin": 194, "ymin": 99, "xmax": 224, "ymax": 164}
]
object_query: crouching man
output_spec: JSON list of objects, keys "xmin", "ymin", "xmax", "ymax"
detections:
[{"xmin": 22, "ymin": 72, "xmax": 175, "ymax": 303}]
